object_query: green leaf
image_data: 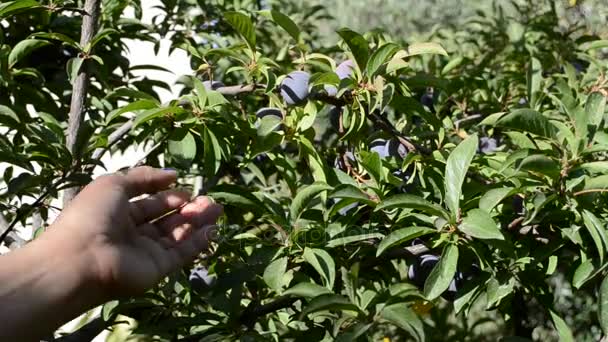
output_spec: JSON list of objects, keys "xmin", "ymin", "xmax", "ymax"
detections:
[
  {"xmin": 460, "ymin": 209, "xmax": 504, "ymax": 240},
  {"xmin": 30, "ymin": 32, "xmax": 80, "ymax": 49},
  {"xmin": 380, "ymin": 303, "xmax": 425, "ymax": 341},
  {"xmin": 134, "ymin": 106, "xmax": 184, "ymax": 127},
  {"xmin": 299, "ymin": 294, "xmax": 359, "ymax": 319},
  {"xmin": 224, "ymin": 11, "xmax": 256, "ymax": 52},
  {"xmin": 0, "ymin": 105, "xmax": 20, "ymax": 124},
  {"xmin": 327, "ymin": 232, "xmax": 384, "ymax": 248},
  {"xmin": 578, "ymin": 161, "xmax": 608, "ymax": 175},
  {"xmin": 257, "ymin": 115, "xmax": 282, "ymax": 137},
  {"xmin": 106, "ymin": 99, "xmax": 159, "ymax": 124},
  {"xmin": 404, "ymin": 42, "xmax": 448, "ymax": 57},
  {"xmin": 8, "ymin": 39, "xmax": 51, "ymax": 68},
  {"xmin": 496, "ymin": 109, "xmax": 557, "ymax": 139},
  {"xmin": 366, "ymin": 42, "xmax": 400, "ymax": 77},
  {"xmin": 376, "ymin": 226, "xmax": 435, "ymax": 256},
  {"xmin": 527, "ymin": 56, "xmax": 542, "ymax": 108},
  {"xmin": 284, "ymin": 282, "xmax": 331, "ymax": 298},
  {"xmin": 66, "ymin": 57, "xmax": 84, "ymax": 84},
  {"xmin": 203, "ymin": 127, "xmax": 222, "ymax": 175},
  {"xmin": 599, "ymin": 274, "xmax": 608, "ymax": 335},
  {"xmin": 444, "ymin": 134, "xmax": 478, "ymax": 218},
  {"xmin": 102, "ymin": 300, "xmax": 119, "ymax": 321},
  {"xmin": 168, "ymin": 130, "xmax": 196, "ymax": 165},
  {"xmin": 336, "ymin": 28, "xmax": 370, "ymax": 71},
  {"xmin": 486, "ymin": 277, "xmax": 514, "ymax": 309},
  {"xmin": 329, "ymin": 184, "xmax": 374, "ymax": 205},
  {"xmin": 549, "ymin": 310, "xmax": 574, "ymax": 342},
  {"xmin": 582, "ymin": 210, "xmax": 607, "ymax": 264},
  {"xmin": 441, "ymin": 56, "xmax": 464, "ymax": 75},
  {"xmin": 263, "ymin": 257, "xmax": 288, "ymax": 292},
  {"xmin": 302, "ymin": 247, "xmax": 335, "ymax": 290},
  {"xmin": 290, "ymin": 182, "xmax": 332, "ymax": 220},
  {"xmin": 479, "ymin": 187, "xmax": 515, "ymax": 213},
  {"xmin": 376, "ymin": 194, "xmax": 450, "ymax": 220},
  {"xmin": 0, "ymin": 0, "xmax": 39, "ymax": 19},
  {"xmin": 424, "ymin": 244, "xmax": 459, "ymax": 300},
  {"xmin": 586, "ymin": 92, "xmax": 606, "ymax": 127},
  {"xmin": 361, "ymin": 150, "xmax": 383, "ymax": 184},
  {"xmin": 572, "ymin": 259, "xmax": 594, "ymax": 289},
  {"xmin": 262, "ymin": 10, "xmax": 300, "ymax": 43},
  {"xmin": 87, "ymin": 28, "xmax": 118, "ymax": 52},
  {"xmin": 518, "ymin": 154, "xmax": 560, "ymax": 179}
]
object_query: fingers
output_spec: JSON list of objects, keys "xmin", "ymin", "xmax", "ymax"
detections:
[
  {"xmin": 155, "ymin": 196, "xmax": 223, "ymax": 240},
  {"xmin": 120, "ymin": 167, "xmax": 178, "ymax": 198},
  {"xmin": 169, "ymin": 225, "xmax": 215, "ymax": 267},
  {"xmin": 130, "ymin": 190, "xmax": 191, "ymax": 225},
  {"xmin": 140, "ymin": 226, "xmax": 215, "ymax": 279}
]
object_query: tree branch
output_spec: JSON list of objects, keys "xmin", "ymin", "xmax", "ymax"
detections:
[
  {"xmin": 90, "ymin": 84, "xmax": 261, "ymax": 163},
  {"xmin": 63, "ymin": 0, "xmax": 101, "ymax": 205},
  {"xmin": 0, "ymin": 212, "xmax": 25, "ymax": 249}
]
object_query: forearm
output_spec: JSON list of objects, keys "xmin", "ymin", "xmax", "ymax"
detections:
[{"xmin": 0, "ymin": 235, "xmax": 105, "ymax": 342}]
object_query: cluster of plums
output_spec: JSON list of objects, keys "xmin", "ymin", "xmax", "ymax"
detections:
[{"xmin": 407, "ymin": 251, "xmax": 479, "ymax": 301}]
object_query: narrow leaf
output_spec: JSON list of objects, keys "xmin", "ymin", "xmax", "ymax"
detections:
[
  {"xmin": 284, "ymin": 282, "xmax": 331, "ymax": 298},
  {"xmin": 424, "ymin": 244, "xmax": 459, "ymax": 300},
  {"xmin": 376, "ymin": 194, "xmax": 450, "ymax": 220},
  {"xmin": 479, "ymin": 187, "xmax": 515, "ymax": 213},
  {"xmin": 460, "ymin": 209, "xmax": 504, "ymax": 240},
  {"xmin": 549, "ymin": 310, "xmax": 574, "ymax": 342},
  {"xmin": 290, "ymin": 183, "xmax": 332, "ymax": 219},
  {"xmin": 496, "ymin": 109, "xmax": 557, "ymax": 138},
  {"xmin": 381, "ymin": 303, "xmax": 425, "ymax": 341},
  {"xmin": 224, "ymin": 11, "xmax": 256, "ymax": 52},
  {"xmin": 8, "ymin": 39, "xmax": 50, "ymax": 67},
  {"xmin": 336, "ymin": 28, "xmax": 370, "ymax": 71},
  {"xmin": 302, "ymin": 247, "xmax": 335, "ymax": 290},
  {"xmin": 444, "ymin": 134, "xmax": 478, "ymax": 217},
  {"xmin": 376, "ymin": 226, "xmax": 435, "ymax": 256}
]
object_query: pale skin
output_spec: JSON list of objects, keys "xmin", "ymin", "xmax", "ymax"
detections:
[{"xmin": 0, "ymin": 167, "xmax": 223, "ymax": 342}]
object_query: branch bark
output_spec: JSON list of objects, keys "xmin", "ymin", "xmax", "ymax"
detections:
[
  {"xmin": 0, "ymin": 212, "xmax": 25, "ymax": 249},
  {"xmin": 90, "ymin": 84, "xmax": 261, "ymax": 163},
  {"xmin": 63, "ymin": 0, "xmax": 101, "ymax": 206}
]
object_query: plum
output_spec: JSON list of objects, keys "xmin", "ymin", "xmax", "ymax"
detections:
[
  {"xmin": 408, "ymin": 254, "xmax": 439, "ymax": 288},
  {"xmin": 325, "ymin": 60, "xmax": 354, "ymax": 97},
  {"xmin": 387, "ymin": 139, "xmax": 408, "ymax": 159},
  {"xmin": 280, "ymin": 71, "xmax": 310, "ymax": 106},
  {"xmin": 478, "ymin": 137, "xmax": 498, "ymax": 154},
  {"xmin": 370, "ymin": 138, "xmax": 389, "ymax": 158},
  {"xmin": 420, "ymin": 88, "xmax": 434, "ymax": 112},
  {"xmin": 336, "ymin": 60, "xmax": 355, "ymax": 80},
  {"xmin": 334, "ymin": 150, "xmax": 355, "ymax": 171},
  {"xmin": 202, "ymin": 80, "xmax": 225, "ymax": 90},
  {"xmin": 256, "ymin": 107, "xmax": 282, "ymax": 119},
  {"xmin": 370, "ymin": 139, "xmax": 408, "ymax": 159},
  {"xmin": 325, "ymin": 85, "xmax": 338, "ymax": 97},
  {"xmin": 329, "ymin": 106, "xmax": 342, "ymax": 131},
  {"xmin": 189, "ymin": 266, "xmax": 216, "ymax": 292}
]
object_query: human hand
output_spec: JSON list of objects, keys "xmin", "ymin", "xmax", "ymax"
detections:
[{"xmin": 44, "ymin": 166, "xmax": 223, "ymax": 298}]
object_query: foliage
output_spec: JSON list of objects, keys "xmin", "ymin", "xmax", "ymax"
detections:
[{"xmin": 3, "ymin": 0, "xmax": 608, "ymax": 341}]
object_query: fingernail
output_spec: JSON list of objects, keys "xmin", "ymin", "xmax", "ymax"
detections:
[{"xmin": 162, "ymin": 167, "xmax": 177, "ymax": 172}]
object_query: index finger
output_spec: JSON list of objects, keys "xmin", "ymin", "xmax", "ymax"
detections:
[{"xmin": 120, "ymin": 166, "xmax": 178, "ymax": 198}]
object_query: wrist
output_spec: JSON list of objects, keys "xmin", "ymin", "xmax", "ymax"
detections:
[{"xmin": 0, "ymin": 233, "xmax": 106, "ymax": 341}]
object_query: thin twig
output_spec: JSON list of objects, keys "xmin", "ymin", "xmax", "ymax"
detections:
[{"xmin": 574, "ymin": 189, "xmax": 608, "ymax": 197}]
